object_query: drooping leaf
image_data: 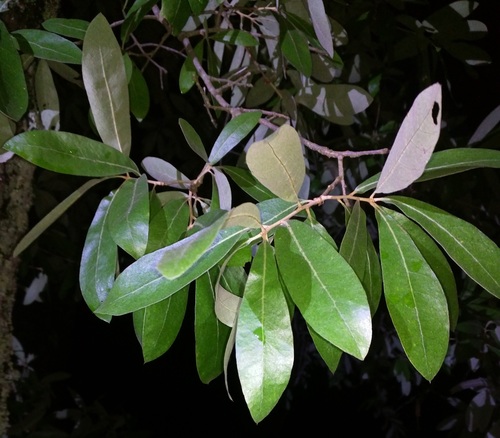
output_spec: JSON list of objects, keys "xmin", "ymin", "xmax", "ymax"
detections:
[
  {"xmin": 246, "ymin": 124, "xmax": 305, "ymax": 202},
  {"xmin": 363, "ymin": 235, "xmax": 382, "ymax": 316},
  {"xmin": 35, "ymin": 59, "xmax": 60, "ymax": 131},
  {"xmin": 222, "ymin": 165, "xmax": 275, "ymax": 202},
  {"xmin": 339, "ymin": 201, "xmax": 367, "ymax": 280},
  {"xmin": 374, "ymin": 83, "xmax": 442, "ymax": 195},
  {"xmin": 13, "ymin": 178, "xmax": 111, "ymax": 257},
  {"xmin": 376, "ymin": 206, "xmax": 449, "ymax": 381},
  {"xmin": 107, "ymin": 175, "xmax": 150, "ymax": 260},
  {"xmin": 13, "ymin": 29, "xmax": 82, "ymax": 64},
  {"xmin": 133, "ymin": 286, "xmax": 189, "ymax": 362},
  {"xmin": 157, "ymin": 213, "xmax": 228, "ymax": 279},
  {"xmin": 275, "ymin": 220, "xmax": 372, "ymax": 360},
  {"xmin": 82, "ymin": 13, "xmax": 132, "ymax": 155},
  {"xmin": 281, "ymin": 29, "xmax": 312, "ymax": 77},
  {"xmin": 4, "ymin": 131, "xmax": 139, "ymax": 176},
  {"xmin": 0, "ymin": 21, "xmax": 28, "ymax": 121},
  {"xmin": 97, "ymin": 226, "xmax": 247, "ymax": 316},
  {"xmin": 195, "ymin": 269, "xmax": 231, "ymax": 383},
  {"xmin": 355, "ymin": 148, "xmax": 500, "ymax": 194},
  {"xmin": 308, "ymin": 325, "xmax": 342, "ymax": 374},
  {"xmin": 236, "ymin": 241, "xmax": 294, "ymax": 424},
  {"xmin": 384, "ymin": 196, "xmax": 500, "ymax": 299},
  {"xmin": 141, "ymin": 156, "xmax": 191, "ymax": 189},
  {"xmin": 179, "ymin": 118, "xmax": 207, "ymax": 160},
  {"xmin": 129, "ymin": 62, "xmax": 150, "ymax": 121},
  {"xmin": 79, "ymin": 194, "xmax": 117, "ymax": 322},
  {"xmin": 42, "ymin": 18, "xmax": 89, "ymax": 40},
  {"xmin": 211, "ymin": 30, "xmax": 258, "ymax": 46},
  {"xmin": 307, "ymin": 0, "xmax": 334, "ymax": 58},
  {"xmin": 208, "ymin": 111, "xmax": 262, "ymax": 165},
  {"xmin": 161, "ymin": 0, "xmax": 191, "ymax": 36}
]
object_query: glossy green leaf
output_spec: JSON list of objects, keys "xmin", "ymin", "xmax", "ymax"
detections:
[
  {"xmin": 208, "ymin": 111, "xmax": 262, "ymax": 165},
  {"xmin": 307, "ymin": 0, "xmax": 334, "ymax": 58},
  {"xmin": 79, "ymin": 194, "xmax": 117, "ymax": 322},
  {"xmin": 236, "ymin": 241, "xmax": 293, "ymax": 424},
  {"xmin": 188, "ymin": 0, "xmax": 208, "ymax": 15},
  {"xmin": 306, "ymin": 217, "xmax": 338, "ymax": 250},
  {"xmin": 281, "ymin": 29, "xmax": 312, "ymax": 77},
  {"xmin": 355, "ymin": 148, "xmax": 500, "ymax": 194},
  {"xmin": 97, "ymin": 226, "xmax": 247, "ymax": 315},
  {"xmin": 133, "ymin": 286, "xmax": 189, "ymax": 362},
  {"xmin": 42, "ymin": 18, "xmax": 88, "ymax": 40},
  {"xmin": 121, "ymin": 0, "xmax": 158, "ymax": 43},
  {"xmin": 161, "ymin": 0, "xmax": 191, "ymax": 36},
  {"xmin": 376, "ymin": 206, "xmax": 449, "ymax": 380},
  {"xmin": 222, "ymin": 165, "xmax": 275, "ymax": 202},
  {"xmin": 13, "ymin": 29, "xmax": 82, "ymax": 64},
  {"xmin": 363, "ymin": 235, "xmax": 382, "ymax": 316},
  {"xmin": 246, "ymin": 124, "xmax": 305, "ymax": 202},
  {"xmin": 275, "ymin": 220, "xmax": 372, "ymax": 360},
  {"xmin": 211, "ymin": 30, "xmax": 258, "ymax": 46},
  {"xmin": 389, "ymin": 208, "xmax": 459, "ymax": 330},
  {"xmin": 13, "ymin": 178, "xmax": 110, "ymax": 257},
  {"xmin": 82, "ymin": 13, "xmax": 131, "ymax": 155},
  {"xmin": 374, "ymin": 83, "xmax": 442, "ymax": 195},
  {"xmin": 158, "ymin": 213, "xmax": 228, "ymax": 279},
  {"xmin": 257, "ymin": 198, "xmax": 302, "ymax": 226},
  {"xmin": 4, "ymin": 131, "xmax": 139, "ymax": 176},
  {"xmin": 0, "ymin": 21, "xmax": 28, "ymax": 121},
  {"xmin": 339, "ymin": 201, "xmax": 367, "ymax": 280},
  {"xmin": 384, "ymin": 196, "xmax": 500, "ymax": 299},
  {"xmin": 141, "ymin": 157, "xmax": 190, "ymax": 189},
  {"xmin": 308, "ymin": 325, "xmax": 342, "ymax": 374},
  {"xmin": 195, "ymin": 269, "xmax": 231, "ymax": 383},
  {"xmin": 107, "ymin": 175, "xmax": 150, "ymax": 260},
  {"xmin": 129, "ymin": 62, "xmax": 150, "ymax": 121},
  {"xmin": 179, "ymin": 118, "xmax": 207, "ymax": 160},
  {"xmin": 179, "ymin": 40, "xmax": 203, "ymax": 94}
]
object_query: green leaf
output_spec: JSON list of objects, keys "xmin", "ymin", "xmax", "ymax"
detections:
[
  {"xmin": 4, "ymin": 131, "xmax": 139, "ymax": 176},
  {"xmin": 257, "ymin": 198, "xmax": 301, "ymax": 226},
  {"xmin": 376, "ymin": 206, "xmax": 449, "ymax": 380},
  {"xmin": 179, "ymin": 40, "xmax": 203, "ymax": 94},
  {"xmin": 211, "ymin": 30, "xmax": 258, "ymax": 46},
  {"xmin": 141, "ymin": 157, "xmax": 190, "ymax": 188},
  {"xmin": 213, "ymin": 168, "xmax": 232, "ymax": 210},
  {"xmin": 0, "ymin": 21, "xmax": 28, "ymax": 121},
  {"xmin": 42, "ymin": 18, "xmax": 89, "ymax": 40},
  {"xmin": 107, "ymin": 175, "xmax": 150, "ymax": 260},
  {"xmin": 97, "ymin": 226, "xmax": 247, "ymax": 315},
  {"xmin": 195, "ymin": 269, "xmax": 231, "ymax": 383},
  {"xmin": 225, "ymin": 202, "xmax": 261, "ymax": 229},
  {"xmin": 363, "ymin": 235, "xmax": 382, "ymax": 316},
  {"xmin": 374, "ymin": 83, "xmax": 442, "ymax": 195},
  {"xmin": 13, "ymin": 178, "xmax": 111, "ymax": 257},
  {"xmin": 208, "ymin": 111, "xmax": 262, "ymax": 165},
  {"xmin": 307, "ymin": 0, "xmax": 334, "ymax": 58},
  {"xmin": 13, "ymin": 29, "xmax": 82, "ymax": 64},
  {"xmin": 35, "ymin": 60, "xmax": 60, "ymax": 130},
  {"xmin": 246, "ymin": 124, "xmax": 305, "ymax": 202},
  {"xmin": 384, "ymin": 196, "xmax": 500, "ymax": 299},
  {"xmin": 161, "ymin": 0, "xmax": 191, "ymax": 36},
  {"xmin": 305, "ymin": 216, "xmax": 338, "ymax": 250},
  {"xmin": 236, "ymin": 241, "xmax": 293, "ymax": 424},
  {"xmin": 79, "ymin": 193, "xmax": 117, "ymax": 322},
  {"xmin": 355, "ymin": 148, "xmax": 500, "ymax": 194},
  {"xmin": 222, "ymin": 165, "xmax": 275, "ymax": 202},
  {"xmin": 133, "ymin": 286, "xmax": 189, "ymax": 362},
  {"xmin": 275, "ymin": 220, "xmax": 372, "ymax": 360},
  {"xmin": 158, "ymin": 214, "xmax": 227, "ymax": 279},
  {"xmin": 281, "ymin": 29, "xmax": 312, "ymax": 77},
  {"xmin": 129, "ymin": 62, "xmax": 150, "ymax": 121},
  {"xmin": 179, "ymin": 118, "xmax": 207, "ymax": 161},
  {"xmin": 188, "ymin": 0, "xmax": 208, "ymax": 15},
  {"xmin": 82, "ymin": 13, "xmax": 132, "ymax": 155},
  {"xmin": 339, "ymin": 201, "xmax": 367, "ymax": 280},
  {"xmin": 308, "ymin": 325, "xmax": 342, "ymax": 374},
  {"xmin": 121, "ymin": 0, "xmax": 158, "ymax": 43}
]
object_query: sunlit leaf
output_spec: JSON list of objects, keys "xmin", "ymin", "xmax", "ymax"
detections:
[
  {"xmin": 4, "ymin": 131, "xmax": 139, "ymax": 176},
  {"xmin": 179, "ymin": 118, "xmax": 207, "ymax": 160},
  {"xmin": 79, "ymin": 194, "xmax": 117, "ymax": 322},
  {"xmin": 42, "ymin": 18, "xmax": 89, "ymax": 40},
  {"xmin": 13, "ymin": 29, "xmax": 82, "ymax": 64},
  {"xmin": 275, "ymin": 220, "xmax": 372, "ymax": 360},
  {"xmin": 236, "ymin": 241, "xmax": 293, "ymax": 423},
  {"xmin": 374, "ymin": 83, "xmax": 442, "ymax": 195},
  {"xmin": 0, "ymin": 21, "xmax": 28, "ymax": 121},
  {"xmin": 376, "ymin": 206, "xmax": 449, "ymax": 381},
  {"xmin": 107, "ymin": 175, "xmax": 150, "ymax": 260},
  {"xmin": 133, "ymin": 287, "xmax": 188, "ymax": 362},
  {"xmin": 281, "ymin": 29, "xmax": 312, "ymax": 77},
  {"xmin": 82, "ymin": 13, "xmax": 131, "ymax": 155},
  {"xmin": 208, "ymin": 111, "xmax": 262, "ymax": 165},
  {"xmin": 307, "ymin": 0, "xmax": 334, "ymax": 58},
  {"xmin": 384, "ymin": 196, "xmax": 500, "ymax": 299},
  {"xmin": 246, "ymin": 124, "xmax": 305, "ymax": 202}
]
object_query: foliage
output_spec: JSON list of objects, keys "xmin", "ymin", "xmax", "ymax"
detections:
[{"xmin": 2, "ymin": 0, "xmax": 500, "ymax": 429}]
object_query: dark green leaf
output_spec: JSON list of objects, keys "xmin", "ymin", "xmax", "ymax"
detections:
[
  {"xmin": 339, "ymin": 201, "xmax": 367, "ymax": 280},
  {"xmin": 363, "ymin": 235, "xmax": 382, "ymax": 316},
  {"xmin": 42, "ymin": 18, "xmax": 89, "ymax": 40},
  {"xmin": 236, "ymin": 241, "xmax": 293, "ymax": 423},
  {"xmin": 129, "ymin": 62, "xmax": 150, "ymax": 121},
  {"xmin": 308, "ymin": 325, "xmax": 342, "ymax": 374},
  {"xmin": 222, "ymin": 165, "xmax": 275, "ymax": 202},
  {"xmin": 133, "ymin": 286, "xmax": 188, "ymax": 362},
  {"xmin": 179, "ymin": 118, "xmax": 207, "ymax": 161},
  {"xmin": 179, "ymin": 40, "xmax": 203, "ymax": 94},
  {"xmin": 13, "ymin": 29, "xmax": 82, "ymax": 64},
  {"xmin": 0, "ymin": 21, "xmax": 28, "ymax": 121},
  {"xmin": 121, "ymin": 0, "xmax": 158, "ymax": 43},
  {"xmin": 211, "ymin": 30, "xmax": 258, "ymax": 46},
  {"xmin": 188, "ymin": 0, "xmax": 208, "ymax": 15},
  {"xmin": 161, "ymin": 0, "xmax": 191, "ymax": 36},
  {"xmin": 275, "ymin": 220, "xmax": 372, "ymax": 360},
  {"xmin": 107, "ymin": 175, "xmax": 150, "ymax": 259},
  {"xmin": 4, "ymin": 131, "xmax": 139, "ymax": 176},
  {"xmin": 376, "ymin": 206, "xmax": 449, "ymax": 380},
  {"xmin": 281, "ymin": 29, "xmax": 312, "ymax": 77}
]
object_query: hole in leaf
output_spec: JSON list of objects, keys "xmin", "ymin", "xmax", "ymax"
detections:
[{"xmin": 432, "ymin": 102, "xmax": 440, "ymax": 125}]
